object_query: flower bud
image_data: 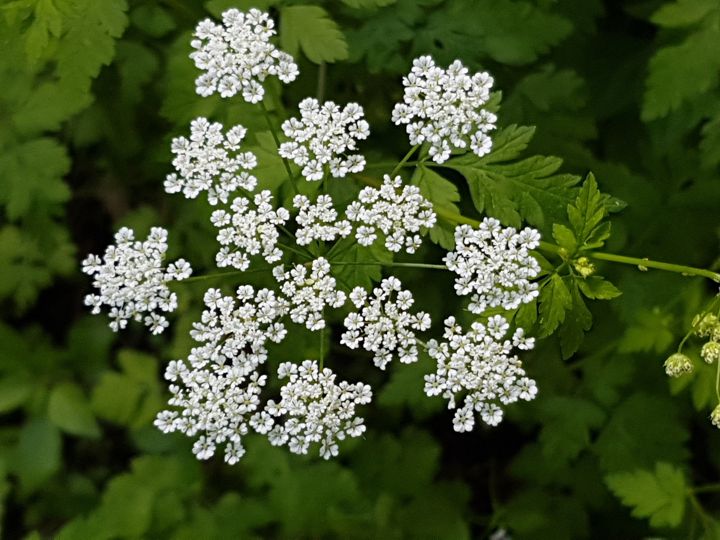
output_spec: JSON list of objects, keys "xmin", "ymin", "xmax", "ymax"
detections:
[
  {"xmin": 573, "ymin": 257, "xmax": 595, "ymax": 278},
  {"xmin": 663, "ymin": 352, "xmax": 694, "ymax": 377},
  {"xmin": 693, "ymin": 313, "xmax": 719, "ymax": 338},
  {"xmin": 701, "ymin": 341, "xmax": 720, "ymax": 364},
  {"xmin": 711, "ymin": 404, "xmax": 720, "ymax": 429}
]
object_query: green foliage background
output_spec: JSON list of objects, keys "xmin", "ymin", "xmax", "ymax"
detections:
[{"xmin": 2, "ymin": 0, "xmax": 720, "ymax": 537}]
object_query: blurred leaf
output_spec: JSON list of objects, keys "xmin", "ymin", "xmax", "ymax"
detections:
[
  {"xmin": 606, "ymin": 462, "xmax": 686, "ymax": 528},
  {"xmin": 12, "ymin": 418, "xmax": 62, "ymax": 494},
  {"xmin": 48, "ymin": 382, "xmax": 100, "ymax": 438},
  {"xmin": 280, "ymin": 6, "xmax": 348, "ymax": 63}
]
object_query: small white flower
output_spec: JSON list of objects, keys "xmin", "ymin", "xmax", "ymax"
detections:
[
  {"xmin": 279, "ymin": 98, "xmax": 369, "ymax": 181},
  {"xmin": 250, "ymin": 360, "xmax": 372, "ymax": 459},
  {"xmin": 341, "ymin": 277, "xmax": 431, "ymax": 370},
  {"xmin": 82, "ymin": 227, "xmax": 191, "ymax": 333},
  {"xmin": 212, "ymin": 190, "xmax": 290, "ymax": 270},
  {"xmin": 293, "ymin": 194, "xmax": 352, "ymax": 246},
  {"xmin": 445, "ymin": 219, "xmax": 541, "ymax": 314},
  {"xmin": 423, "ymin": 316, "xmax": 537, "ymax": 431},
  {"xmin": 190, "ymin": 8, "xmax": 298, "ymax": 102},
  {"xmin": 346, "ymin": 175, "xmax": 436, "ymax": 254},
  {"xmin": 392, "ymin": 56, "xmax": 496, "ymax": 164},
  {"xmin": 165, "ymin": 118, "xmax": 257, "ymax": 205},
  {"xmin": 273, "ymin": 258, "xmax": 346, "ymax": 330}
]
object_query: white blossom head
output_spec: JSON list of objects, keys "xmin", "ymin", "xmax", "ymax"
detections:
[
  {"xmin": 279, "ymin": 98, "xmax": 370, "ymax": 181},
  {"xmin": 346, "ymin": 175, "xmax": 436, "ymax": 253},
  {"xmin": 392, "ymin": 56, "xmax": 497, "ymax": 164},
  {"xmin": 293, "ymin": 194, "xmax": 352, "ymax": 246},
  {"xmin": 424, "ymin": 315, "xmax": 536, "ymax": 432},
  {"xmin": 191, "ymin": 8, "xmax": 299, "ymax": 101},
  {"xmin": 154, "ymin": 285, "xmax": 289, "ymax": 464},
  {"xmin": 445, "ymin": 219, "xmax": 541, "ymax": 314},
  {"xmin": 82, "ymin": 227, "xmax": 191, "ymax": 334},
  {"xmin": 273, "ymin": 257, "xmax": 346, "ymax": 330},
  {"xmin": 212, "ymin": 190, "xmax": 290, "ymax": 270},
  {"xmin": 250, "ymin": 360, "xmax": 372, "ymax": 459},
  {"xmin": 165, "ymin": 117, "xmax": 258, "ymax": 205},
  {"xmin": 341, "ymin": 277, "xmax": 431, "ymax": 369}
]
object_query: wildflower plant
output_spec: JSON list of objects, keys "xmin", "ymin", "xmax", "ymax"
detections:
[{"xmin": 80, "ymin": 6, "xmax": 720, "ymax": 477}]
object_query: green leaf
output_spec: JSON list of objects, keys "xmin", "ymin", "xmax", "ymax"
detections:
[
  {"xmin": 595, "ymin": 393, "xmax": 689, "ymax": 472},
  {"xmin": 618, "ymin": 309, "xmax": 674, "ymax": 354},
  {"xmin": 538, "ymin": 274, "xmax": 572, "ymax": 337},
  {"xmin": 567, "ymin": 173, "xmax": 606, "ymax": 246},
  {"xmin": 0, "ymin": 137, "xmax": 70, "ymax": 220},
  {"xmin": 280, "ymin": 6, "xmax": 348, "ymax": 64},
  {"xmin": 552, "ymin": 224, "xmax": 577, "ymax": 252},
  {"xmin": 642, "ymin": 26, "xmax": 720, "ymax": 121},
  {"xmin": 411, "ymin": 165, "xmax": 461, "ymax": 249},
  {"xmin": 446, "ymin": 125, "xmax": 580, "ymax": 231},
  {"xmin": 12, "ymin": 418, "xmax": 62, "ymax": 494},
  {"xmin": 606, "ymin": 463, "xmax": 686, "ymax": 528},
  {"xmin": 91, "ymin": 372, "xmax": 144, "ymax": 426},
  {"xmin": 328, "ymin": 236, "xmax": 392, "ymax": 291},
  {"xmin": 651, "ymin": 0, "xmax": 717, "ymax": 28},
  {"xmin": 48, "ymin": 382, "xmax": 101, "ymax": 438},
  {"xmin": 341, "ymin": 0, "xmax": 397, "ymax": 7},
  {"xmin": 577, "ymin": 276, "xmax": 622, "ymax": 300},
  {"xmin": 558, "ymin": 281, "xmax": 592, "ymax": 359},
  {"xmin": 538, "ymin": 396, "xmax": 605, "ymax": 463},
  {"xmin": 0, "ymin": 376, "xmax": 33, "ymax": 413}
]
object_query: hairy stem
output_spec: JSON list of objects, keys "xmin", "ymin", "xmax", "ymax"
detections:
[{"xmin": 329, "ymin": 261, "xmax": 446, "ymax": 270}]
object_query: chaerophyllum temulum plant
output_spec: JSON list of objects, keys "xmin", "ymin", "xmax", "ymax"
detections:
[{"xmin": 81, "ymin": 7, "xmax": 720, "ymax": 465}]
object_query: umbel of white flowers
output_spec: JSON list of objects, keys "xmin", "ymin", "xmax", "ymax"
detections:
[
  {"xmin": 82, "ymin": 227, "xmax": 191, "ymax": 334},
  {"xmin": 191, "ymin": 8, "xmax": 298, "ymax": 101},
  {"xmin": 392, "ymin": 55, "xmax": 497, "ymax": 164},
  {"xmin": 80, "ymin": 7, "xmax": 549, "ymax": 464}
]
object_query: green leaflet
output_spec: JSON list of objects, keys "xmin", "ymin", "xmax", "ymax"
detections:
[
  {"xmin": 606, "ymin": 463, "xmax": 686, "ymax": 528},
  {"xmin": 327, "ymin": 236, "xmax": 393, "ymax": 291},
  {"xmin": 445, "ymin": 124, "xmax": 581, "ymax": 232},
  {"xmin": 411, "ymin": 165, "xmax": 461, "ymax": 249},
  {"xmin": 280, "ymin": 5, "xmax": 348, "ymax": 64}
]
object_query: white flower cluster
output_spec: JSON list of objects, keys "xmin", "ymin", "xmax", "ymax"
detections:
[
  {"xmin": 293, "ymin": 194, "xmax": 351, "ymax": 246},
  {"xmin": 445, "ymin": 219, "xmax": 541, "ymax": 314},
  {"xmin": 82, "ymin": 227, "xmax": 191, "ymax": 334},
  {"xmin": 279, "ymin": 98, "xmax": 369, "ymax": 181},
  {"xmin": 346, "ymin": 175, "xmax": 436, "ymax": 253},
  {"xmin": 154, "ymin": 285, "xmax": 289, "ymax": 464},
  {"xmin": 424, "ymin": 316, "xmax": 536, "ymax": 432},
  {"xmin": 165, "ymin": 117, "xmax": 257, "ymax": 205},
  {"xmin": 190, "ymin": 8, "xmax": 298, "ymax": 102},
  {"xmin": 392, "ymin": 56, "xmax": 497, "ymax": 163},
  {"xmin": 211, "ymin": 190, "xmax": 290, "ymax": 270},
  {"xmin": 341, "ymin": 277, "xmax": 431, "ymax": 370},
  {"xmin": 273, "ymin": 258, "xmax": 346, "ymax": 330},
  {"xmin": 251, "ymin": 360, "xmax": 372, "ymax": 459}
]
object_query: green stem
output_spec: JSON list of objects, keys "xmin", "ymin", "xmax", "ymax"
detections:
[
  {"xmin": 692, "ymin": 483, "xmax": 720, "ymax": 494},
  {"xmin": 316, "ymin": 62, "xmax": 326, "ymax": 102},
  {"xmin": 366, "ymin": 161, "xmax": 422, "ymax": 170},
  {"xmin": 390, "ymin": 145, "xmax": 420, "ymax": 177},
  {"xmin": 715, "ymin": 359, "xmax": 720, "ymax": 402},
  {"xmin": 319, "ymin": 324, "xmax": 325, "ymax": 369},
  {"xmin": 259, "ymin": 100, "xmax": 298, "ymax": 193},
  {"xmin": 329, "ymin": 261, "xmax": 446, "ymax": 270},
  {"xmin": 175, "ymin": 267, "xmax": 272, "ymax": 284},
  {"xmin": 585, "ymin": 252, "xmax": 720, "ymax": 282}
]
